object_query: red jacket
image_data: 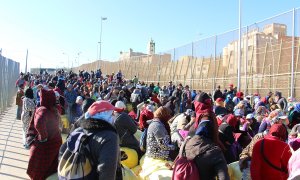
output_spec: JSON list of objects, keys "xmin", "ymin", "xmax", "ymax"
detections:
[
  {"xmin": 139, "ymin": 109, "xmax": 154, "ymax": 130},
  {"xmin": 250, "ymin": 136, "xmax": 291, "ymax": 180}
]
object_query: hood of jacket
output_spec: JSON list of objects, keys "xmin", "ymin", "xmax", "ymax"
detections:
[{"xmin": 40, "ymin": 89, "xmax": 56, "ymax": 109}]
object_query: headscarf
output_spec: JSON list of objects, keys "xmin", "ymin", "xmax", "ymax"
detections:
[
  {"xmin": 25, "ymin": 88, "xmax": 34, "ymax": 99},
  {"xmin": 153, "ymin": 106, "xmax": 171, "ymax": 136},
  {"xmin": 195, "ymin": 120, "xmax": 213, "ymax": 139},
  {"xmin": 194, "ymin": 92, "xmax": 213, "ymax": 128},
  {"xmin": 267, "ymin": 124, "xmax": 288, "ymax": 141},
  {"xmin": 226, "ymin": 114, "xmax": 238, "ymax": 128},
  {"xmin": 85, "ymin": 110, "xmax": 114, "ymax": 124}
]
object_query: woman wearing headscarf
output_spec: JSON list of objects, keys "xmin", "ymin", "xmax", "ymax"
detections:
[
  {"xmin": 27, "ymin": 89, "xmax": 62, "ymax": 180},
  {"xmin": 140, "ymin": 107, "xmax": 175, "ymax": 179},
  {"xmin": 214, "ymin": 98, "xmax": 227, "ymax": 116},
  {"xmin": 250, "ymin": 124, "xmax": 291, "ymax": 180},
  {"xmin": 193, "ymin": 92, "xmax": 224, "ymax": 150},
  {"xmin": 184, "ymin": 120, "xmax": 230, "ymax": 180},
  {"xmin": 219, "ymin": 114, "xmax": 239, "ymax": 163},
  {"xmin": 21, "ymin": 88, "xmax": 35, "ymax": 147}
]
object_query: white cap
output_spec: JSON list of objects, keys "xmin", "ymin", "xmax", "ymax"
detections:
[{"xmin": 115, "ymin": 101, "xmax": 126, "ymax": 110}]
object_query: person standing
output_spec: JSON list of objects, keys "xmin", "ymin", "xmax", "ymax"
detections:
[
  {"xmin": 213, "ymin": 85, "xmax": 224, "ymax": 101},
  {"xmin": 64, "ymin": 84, "xmax": 77, "ymax": 124},
  {"xmin": 21, "ymin": 88, "xmax": 35, "ymax": 147},
  {"xmin": 16, "ymin": 84, "xmax": 24, "ymax": 120},
  {"xmin": 27, "ymin": 88, "xmax": 62, "ymax": 180}
]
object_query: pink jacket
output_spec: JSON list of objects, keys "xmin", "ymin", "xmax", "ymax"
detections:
[{"xmin": 288, "ymin": 148, "xmax": 300, "ymax": 180}]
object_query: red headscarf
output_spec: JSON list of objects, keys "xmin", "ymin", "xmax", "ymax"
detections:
[
  {"xmin": 226, "ymin": 114, "xmax": 238, "ymax": 128},
  {"xmin": 194, "ymin": 92, "xmax": 213, "ymax": 128},
  {"xmin": 268, "ymin": 124, "xmax": 287, "ymax": 142}
]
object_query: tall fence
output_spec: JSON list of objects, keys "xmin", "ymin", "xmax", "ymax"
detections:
[
  {"xmin": 0, "ymin": 55, "xmax": 20, "ymax": 114},
  {"xmin": 75, "ymin": 8, "xmax": 300, "ymax": 99}
]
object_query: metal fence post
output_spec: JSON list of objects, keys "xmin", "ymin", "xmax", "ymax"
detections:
[
  {"xmin": 245, "ymin": 26, "xmax": 248, "ymax": 95},
  {"xmin": 291, "ymin": 8, "xmax": 295, "ymax": 98},
  {"xmin": 214, "ymin": 35, "xmax": 217, "ymax": 92}
]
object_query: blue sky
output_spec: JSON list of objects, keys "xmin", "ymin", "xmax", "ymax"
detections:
[{"xmin": 0, "ymin": 1, "xmax": 299, "ymax": 72}]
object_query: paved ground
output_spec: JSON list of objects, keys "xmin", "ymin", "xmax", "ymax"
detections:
[
  {"xmin": 0, "ymin": 106, "xmax": 67, "ymax": 180},
  {"xmin": 0, "ymin": 105, "xmax": 29, "ymax": 180}
]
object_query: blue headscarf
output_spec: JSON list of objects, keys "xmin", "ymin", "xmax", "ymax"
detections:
[{"xmin": 195, "ymin": 120, "xmax": 213, "ymax": 139}]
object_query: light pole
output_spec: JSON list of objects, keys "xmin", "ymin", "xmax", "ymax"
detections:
[
  {"xmin": 237, "ymin": 0, "xmax": 242, "ymax": 92},
  {"xmin": 98, "ymin": 17, "xmax": 107, "ymax": 61}
]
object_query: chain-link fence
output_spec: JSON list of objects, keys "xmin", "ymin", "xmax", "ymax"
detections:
[
  {"xmin": 0, "ymin": 55, "xmax": 20, "ymax": 114},
  {"xmin": 75, "ymin": 8, "xmax": 300, "ymax": 99}
]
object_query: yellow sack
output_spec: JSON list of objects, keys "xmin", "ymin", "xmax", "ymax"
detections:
[
  {"xmin": 148, "ymin": 170, "xmax": 173, "ymax": 180},
  {"xmin": 139, "ymin": 156, "xmax": 173, "ymax": 180},
  {"xmin": 121, "ymin": 147, "xmax": 139, "ymax": 169},
  {"xmin": 139, "ymin": 155, "xmax": 146, "ymax": 166},
  {"xmin": 134, "ymin": 130, "xmax": 142, "ymax": 142},
  {"xmin": 123, "ymin": 166, "xmax": 138, "ymax": 180},
  {"xmin": 131, "ymin": 165, "xmax": 142, "ymax": 177},
  {"xmin": 61, "ymin": 115, "xmax": 69, "ymax": 129},
  {"xmin": 228, "ymin": 161, "xmax": 242, "ymax": 180}
]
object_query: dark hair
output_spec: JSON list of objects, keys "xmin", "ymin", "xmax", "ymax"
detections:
[
  {"xmin": 25, "ymin": 88, "xmax": 34, "ymax": 99},
  {"xmin": 82, "ymin": 98, "xmax": 95, "ymax": 113}
]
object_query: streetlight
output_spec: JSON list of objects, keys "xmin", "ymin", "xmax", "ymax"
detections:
[{"xmin": 98, "ymin": 17, "xmax": 107, "ymax": 61}]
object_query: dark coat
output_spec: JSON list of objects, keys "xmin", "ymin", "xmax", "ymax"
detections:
[
  {"xmin": 114, "ymin": 112, "xmax": 139, "ymax": 151},
  {"xmin": 185, "ymin": 135, "xmax": 229, "ymax": 180},
  {"xmin": 213, "ymin": 89, "xmax": 223, "ymax": 101},
  {"xmin": 214, "ymin": 106, "xmax": 227, "ymax": 116},
  {"xmin": 60, "ymin": 119, "xmax": 120, "ymax": 180}
]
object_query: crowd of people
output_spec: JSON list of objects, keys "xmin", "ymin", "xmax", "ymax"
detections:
[{"xmin": 14, "ymin": 69, "xmax": 300, "ymax": 180}]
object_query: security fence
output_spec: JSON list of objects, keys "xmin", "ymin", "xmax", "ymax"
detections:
[
  {"xmin": 0, "ymin": 55, "xmax": 20, "ymax": 114},
  {"xmin": 75, "ymin": 8, "xmax": 300, "ymax": 99}
]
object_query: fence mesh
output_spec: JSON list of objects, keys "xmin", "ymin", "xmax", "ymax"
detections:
[
  {"xmin": 0, "ymin": 55, "xmax": 20, "ymax": 114},
  {"xmin": 74, "ymin": 8, "xmax": 300, "ymax": 99}
]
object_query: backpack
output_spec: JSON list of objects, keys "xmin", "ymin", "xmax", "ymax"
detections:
[
  {"xmin": 172, "ymin": 137, "xmax": 200, "ymax": 180},
  {"xmin": 58, "ymin": 124, "xmax": 116, "ymax": 180}
]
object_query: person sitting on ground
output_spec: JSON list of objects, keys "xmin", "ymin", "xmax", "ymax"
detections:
[
  {"xmin": 60, "ymin": 101, "xmax": 122, "ymax": 179},
  {"xmin": 250, "ymin": 124, "xmax": 291, "ymax": 180},
  {"xmin": 214, "ymin": 98, "xmax": 227, "ymax": 116},
  {"xmin": 170, "ymin": 109, "xmax": 194, "ymax": 148},
  {"xmin": 184, "ymin": 120, "xmax": 230, "ymax": 180},
  {"xmin": 140, "ymin": 106, "xmax": 174, "ymax": 179},
  {"xmin": 114, "ymin": 101, "xmax": 141, "ymax": 156}
]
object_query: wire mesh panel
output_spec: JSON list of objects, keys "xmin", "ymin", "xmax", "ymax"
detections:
[
  {"xmin": 73, "ymin": 8, "xmax": 300, "ymax": 99},
  {"xmin": 0, "ymin": 55, "xmax": 20, "ymax": 114}
]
